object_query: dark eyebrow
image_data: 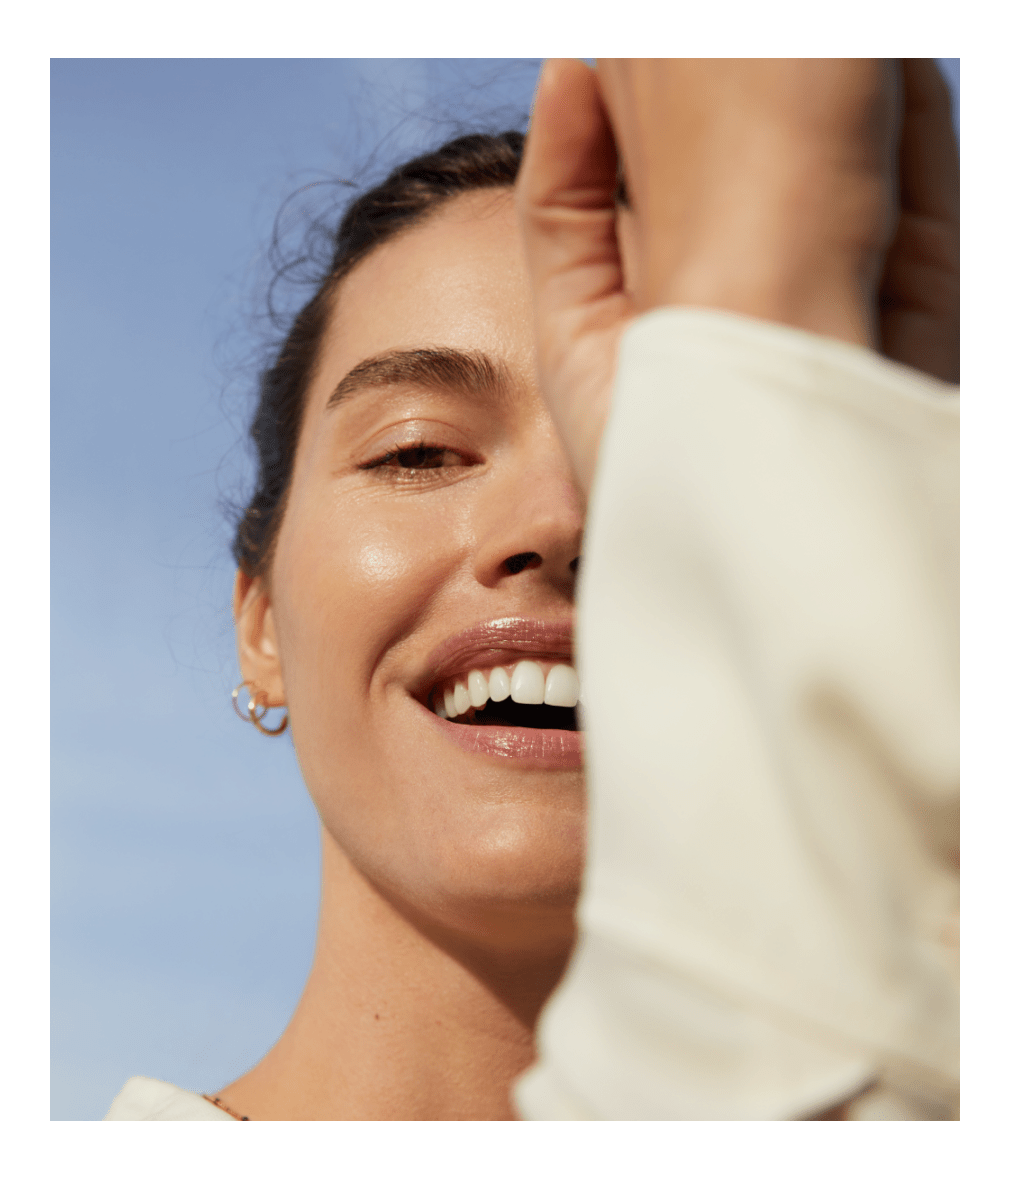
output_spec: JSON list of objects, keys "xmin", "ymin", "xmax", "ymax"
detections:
[{"xmin": 325, "ymin": 347, "xmax": 513, "ymax": 412}]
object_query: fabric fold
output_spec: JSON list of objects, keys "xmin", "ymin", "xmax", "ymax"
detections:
[{"xmin": 514, "ymin": 309, "xmax": 959, "ymax": 1120}]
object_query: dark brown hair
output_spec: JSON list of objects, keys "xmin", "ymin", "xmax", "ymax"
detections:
[{"xmin": 232, "ymin": 130, "xmax": 526, "ymax": 578}]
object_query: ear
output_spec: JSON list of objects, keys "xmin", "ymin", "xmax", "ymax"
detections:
[{"xmin": 233, "ymin": 570, "xmax": 286, "ymax": 707}]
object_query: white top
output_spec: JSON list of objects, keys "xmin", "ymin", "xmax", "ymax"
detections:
[
  {"xmin": 513, "ymin": 308, "xmax": 959, "ymax": 1121},
  {"xmin": 104, "ymin": 1076, "xmax": 236, "ymax": 1120},
  {"xmin": 105, "ymin": 310, "xmax": 958, "ymax": 1121}
]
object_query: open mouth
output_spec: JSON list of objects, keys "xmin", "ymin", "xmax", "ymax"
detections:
[
  {"xmin": 440, "ymin": 696, "xmax": 579, "ymax": 731},
  {"xmin": 415, "ymin": 621, "xmax": 584, "ymax": 768},
  {"xmin": 426, "ymin": 659, "xmax": 581, "ymax": 732}
]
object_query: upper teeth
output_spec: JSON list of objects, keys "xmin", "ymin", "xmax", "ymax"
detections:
[{"xmin": 434, "ymin": 660, "xmax": 580, "ymax": 718}]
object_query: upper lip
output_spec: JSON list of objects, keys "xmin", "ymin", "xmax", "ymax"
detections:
[{"xmin": 414, "ymin": 616, "xmax": 575, "ymax": 701}]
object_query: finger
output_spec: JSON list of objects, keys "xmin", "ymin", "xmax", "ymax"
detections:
[
  {"xmin": 516, "ymin": 59, "xmax": 624, "ymax": 313},
  {"xmin": 877, "ymin": 60, "xmax": 959, "ymax": 382},
  {"xmin": 521, "ymin": 59, "xmax": 618, "ymax": 213},
  {"xmin": 898, "ymin": 59, "xmax": 959, "ymax": 222}
]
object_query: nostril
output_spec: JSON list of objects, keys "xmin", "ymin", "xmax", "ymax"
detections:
[
  {"xmin": 503, "ymin": 552, "xmax": 542, "ymax": 575},
  {"xmin": 569, "ymin": 556, "xmax": 580, "ymax": 576}
]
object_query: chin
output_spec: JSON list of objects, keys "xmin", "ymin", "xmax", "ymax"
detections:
[{"xmin": 323, "ymin": 782, "xmax": 585, "ymax": 954}]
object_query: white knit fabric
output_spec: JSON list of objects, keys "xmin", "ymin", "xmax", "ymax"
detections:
[{"xmin": 514, "ymin": 309, "xmax": 959, "ymax": 1120}]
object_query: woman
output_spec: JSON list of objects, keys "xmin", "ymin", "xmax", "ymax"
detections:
[
  {"xmin": 108, "ymin": 127, "xmax": 588, "ymax": 1121},
  {"xmin": 106, "ymin": 59, "xmax": 958, "ymax": 1120}
]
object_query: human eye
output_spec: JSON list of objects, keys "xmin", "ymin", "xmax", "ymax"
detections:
[{"xmin": 359, "ymin": 443, "xmax": 475, "ymax": 478}]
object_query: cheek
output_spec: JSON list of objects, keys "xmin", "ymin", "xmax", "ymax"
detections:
[
  {"xmin": 357, "ymin": 540, "xmax": 408, "ymax": 583},
  {"xmin": 271, "ymin": 495, "xmax": 466, "ymax": 709}
]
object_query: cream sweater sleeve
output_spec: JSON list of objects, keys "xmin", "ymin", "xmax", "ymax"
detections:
[{"xmin": 514, "ymin": 309, "xmax": 959, "ymax": 1121}]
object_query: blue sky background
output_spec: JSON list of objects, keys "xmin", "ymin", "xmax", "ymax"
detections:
[{"xmin": 51, "ymin": 58, "xmax": 959, "ymax": 1121}]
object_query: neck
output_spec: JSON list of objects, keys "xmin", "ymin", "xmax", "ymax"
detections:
[{"xmin": 214, "ymin": 828, "xmax": 573, "ymax": 1120}]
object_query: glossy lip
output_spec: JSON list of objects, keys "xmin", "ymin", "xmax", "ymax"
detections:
[
  {"xmin": 413, "ymin": 616, "xmax": 583, "ymax": 769},
  {"xmin": 415, "ymin": 616, "xmax": 575, "ymax": 700},
  {"xmin": 418, "ymin": 702, "xmax": 584, "ymax": 769}
]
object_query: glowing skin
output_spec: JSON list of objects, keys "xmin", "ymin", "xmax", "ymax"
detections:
[
  {"xmin": 222, "ymin": 57, "xmax": 957, "ymax": 1124},
  {"xmin": 269, "ymin": 191, "xmax": 585, "ymax": 929},
  {"xmin": 227, "ymin": 192, "xmax": 586, "ymax": 1120}
]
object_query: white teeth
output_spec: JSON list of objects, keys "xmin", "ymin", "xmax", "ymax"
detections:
[
  {"xmin": 468, "ymin": 670, "xmax": 489, "ymax": 708},
  {"xmin": 511, "ymin": 660, "xmax": 545, "ymax": 705},
  {"xmin": 488, "ymin": 667, "xmax": 511, "ymax": 702},
  {"xmin": 544, "ymin": 664, "xmax": 580, "ymax": 707},
  {"xmin": 434, "ymin": 662, "xmax": 581, "ymax": 717}
]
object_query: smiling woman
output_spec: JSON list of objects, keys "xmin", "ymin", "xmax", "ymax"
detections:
[
  {"xmin": 106, "ymin": 133, "xmax": 589, "ymax": 1121},
  {"xmin": 227, "ymin": 183, "xmax": 587, "ymax": 1120},
  {"xmin": 103, "ymin": 59, "xmax": 959, "ymax": 1122}
]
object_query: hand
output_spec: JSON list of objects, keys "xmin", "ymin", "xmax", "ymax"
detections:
[
  {"xmin": 515, "ymin": 60, "xmax": 632, "ymax": 498},
  {"xmin": 516, "ymin": 59, "xmax": 959, "ymax": 497},
  {"xmin": 878, "ymin": 60, "xmax": 959, "ymax": 384}
]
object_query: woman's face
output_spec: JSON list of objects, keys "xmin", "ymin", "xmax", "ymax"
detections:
[{"xmin": 237, "ymin": 191, "xmax": 586, "ymax": 957}]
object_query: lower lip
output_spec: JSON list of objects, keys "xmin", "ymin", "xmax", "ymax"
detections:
[{"xmin": 424, "ymin": 709, "xmax": 584, "ymax": 770}]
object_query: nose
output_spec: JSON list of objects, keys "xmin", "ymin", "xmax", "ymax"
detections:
[{"xmin": 471, "ymin": 431, "xmax": 585, "ymax": 594}]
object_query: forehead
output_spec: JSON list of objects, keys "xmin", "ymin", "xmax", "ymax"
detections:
[{"xmin": 319, "ymin": 190, "xmax": 532, "ymax": 393}]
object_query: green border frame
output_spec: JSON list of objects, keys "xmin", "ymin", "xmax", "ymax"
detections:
[{"xmin": 33, "ymin": 0, "xmax": 976, "ymax": 1175}]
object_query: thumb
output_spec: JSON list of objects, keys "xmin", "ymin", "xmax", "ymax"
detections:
[
  {"xmin": 516, "ymin": 60, "xmax": 634, "ymax": 493},
  {"xmin": 517, "ymin": 60, "xmax": 630, "ymax": 365}
]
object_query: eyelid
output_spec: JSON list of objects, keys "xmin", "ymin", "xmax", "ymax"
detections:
[
  {"xmin": 360, "ymin": 443, "xmax": 459, "ymax": 470},
  {"xmin": 358, "ymin": 441, "xmax": 482, "ymax": 476},
  {"xmin": 353, "ymin": 414, "xmax": 476, "ymax": 457}
]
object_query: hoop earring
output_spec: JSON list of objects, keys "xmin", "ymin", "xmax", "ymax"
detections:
[{"xmin": 231, "ymin": 680, "xmax": 289, "ymax": 737}]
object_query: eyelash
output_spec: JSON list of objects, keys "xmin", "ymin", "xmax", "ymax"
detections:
[{"xmin": 359, "ymin": 443, "xmax": 473, "ymax": 477}]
